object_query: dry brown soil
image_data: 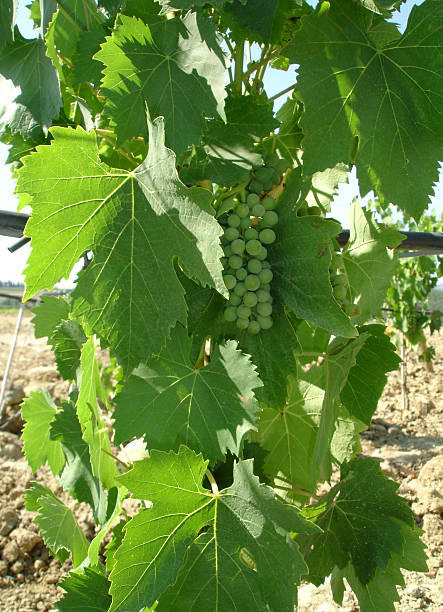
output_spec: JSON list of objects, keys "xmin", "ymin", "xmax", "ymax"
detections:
[{"xmin": 0, "ymin": 312, "xmax": 442, "ymax": 612}]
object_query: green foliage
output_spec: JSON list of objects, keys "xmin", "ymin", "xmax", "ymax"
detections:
[
  {"xmin": 287, "ymin": 0, "xmax": 442, "ymax": 218},
  {"xmin": 3, "ymin": 0, "xmax": 439, "ymax": 609}
]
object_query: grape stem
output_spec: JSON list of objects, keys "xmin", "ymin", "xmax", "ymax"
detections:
[
  {"xmin": 233, "ymin": 41, "xmax": 245, "ymax": 95},
  {"xmin": 205, "ymin": 469, "xmax": 219, "ymax": 495},
  {"xmin": 268, "ymin": 84, "xmax": 295, "ymax": 102}
]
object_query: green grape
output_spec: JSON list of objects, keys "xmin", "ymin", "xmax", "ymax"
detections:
[
  {"xmin": 259, "ymin": 268, "xmax": 273, "ymax": 284},
  {"xmin": 345, "ymin": 303, "xmax": 361, "ymax": 317},
  {"xmin": 262, "ymin": 196, "xmax": 276, "ymax": 210},
  {"xmin": 236, "ymin": 203, "xmax": 250, "ymax": 218},
  {"xmin": 239, "ymin": 217, "xmax": 250, "ymax": 229},
  {"xmin": 236, "ymin": 318, "xmax": 249, "ymax": 330},
  {"xmin": 236, "ymin": 267, "xmax": 247, "ymax": 281},
  {"xmin": 231, "ymin": 238, "xmax": 245, "ymax": 255},
  {"xmin": 271, "ymin": 170, "xmax": 281, "ymax": 185},
  {"xmin": 259, "ymin": 229, "xmax": 276, "ymax": 244},
  {"xmin": 264, "ymin": 151, "xmax": 279, "ymax": 166},
  {"xmin": 230, "ymin": 294, "xmax": 241, "ymax": 306},
  {"xmin": 257, "ymin": 288, "xmax": 271, "ymax": 303},
  {"xmin": 244, "ymin": 227, "xmax": 258, "ymax": 241},
  {"xmin": 229, "ymin": 255, "xmax": 243, "ymax": 269},
  {"xmin": 262, "ymin": 180, "xmax": 273, "ymax": 192},
  {"xmin": 333, "ymin": 273, "xmax": 348, "ymax": 286},
  {"xmin": 261, "ymin": 260, "xmax": 271, "ymax": 269},
  {"xmin": 257, "ymin": 315, "xmax": 273, "ymax": 330},
  {"xmin": 224, "ymin": 307, "xmax": 237, "ymax": 322},
  {"xmin": 333, "ymin": 284, "xmax": 347, "ymax": 301},
  {"xmin": 245, "ymin": 239, "xmax": 261, "ymax": 255},
  {"xmin": 252, "ymin": 203, "xmax": 266, "ymax": 217},
  {"xmin": 245, "ymin": 274, "xmax": 260, "ymax": 291},
  {"xmin": 237, "ymin": 304, "xmax": 252, "ymax": 319},
  {"xmin": 233, "ymin": 282, "xmax": 247, "ymax": 297},
  {"xmin": 249, "ymin": 180, "xmax": 263, "ymax": 194},
  {"xmin": 248, "ymin": 320, "xmax": 261, "ymax": 334},
  {"xmin": 256, "ymin": 246, "xmax": 268, "ymax": 261},
  {"xmin": 227, "ymin": 213, "xmax": 241, "ymax": 227},
  {"xmin": 257, "ymin": 301, "xmax": 272, "ymax": 317},
  {"xmin": 262, "ymin": 210, "xmax": 278, "ymax": 227},
  {"xmin": 223, "ymin": 274, "xmax": 236, "ymax": 290},
  {"xmin": 274, "ymin": 157, "xmax": 291, "ymax": 174},
  {"xmin": 255, "ymin": 166, "xmax": 273, "ymax": 183},
  {"xmin": 224, "ymin": 227, "xmax": 239, "ymax": 242},
  {"xmin": 246, "ymin": 193, "xmax": 260, "ymax": 206},
  {"xmin": 247, "ymin": 259, "xmax": 262, "ymax": 274},
  {"xmin": 331, "ymin": 253, "xmax": 343, "ymax": 269},
  {"xmin": 223, "ymin": 244, "xmax": 232, "ymax": 257},
  {"xmin": 221, "ymin": 257, "xmax": 228, "ymax": 269},
  {"xmin": 243, "ymin": 292, "xmax": 258, "ymax": 307},
  {"xmin": 308, "ymin": 206, "xmax": 321, "ymax": 216}
]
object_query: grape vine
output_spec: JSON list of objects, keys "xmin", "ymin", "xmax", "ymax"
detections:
[{"xmin": 0, "ymin": 0, "xmax": 441, "ymax": 610}]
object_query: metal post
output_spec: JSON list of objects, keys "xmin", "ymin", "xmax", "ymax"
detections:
[{"xmin": 0, "ymin": 302, "xmax": 25, "ymax": 422}]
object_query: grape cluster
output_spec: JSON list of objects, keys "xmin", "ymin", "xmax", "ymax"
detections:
[
  {"xmin": 219, "ymin": 153, "xmax": 288, "ymax": 333},
  {"xmin": 329, "ymin": 253, "xmax": 361, "ymax": 317}
]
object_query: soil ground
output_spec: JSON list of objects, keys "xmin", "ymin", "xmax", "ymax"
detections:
[{"xmin": 0, "ymin": 311, "xmax": 441, "ymax": 612}]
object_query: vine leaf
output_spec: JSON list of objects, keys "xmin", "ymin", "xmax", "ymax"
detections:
[
  {"xmin": 269, "ymin": 205, "xmax": 356, "ymax": 338},
  {"xmin": 33, "ymin": 495, "xmax": 90, "ymax": 568},
  {"xmin": 0, "ymin": 31, "xmax": 61, "ymax": 139},
  {"xmin": 110, "ymin": 447, "xmax": 316, "ymax": 612},
  {"xmin": 73, "ymin": 26, "xmax": 108, "ymax": 87},
  {"xmin": 0, "ymin": 0, "xmax": 16, "ymax": 50},
  {"xmin": 261, "ymin": 333, "xmax": 366, "ymax": 494},
  {"xmin": 96, "ymin": 12, "xmax": 226, "ymax": 152},
  {"xmin": 21, "ymin": 391, "xmax": 65, "ymax": 476},
  {"xmin": 343, "ymin": 201, "xmax": 404, "ymax": 325},
  {"xmin": 50, "ymin": 401, "xmax": 106, "ymax": 523},
  {"xmin": 46, "ymin": 0, "xmax": 105, "ymax": 69},
  {"xmin": 287, "ymin": 0, "xmax": 442, "ymax": 218},
  {"xmin": 297, "ymin": 457, "xmax": 426, "ymax": 587},
  {"xmin": 340, "ymin": 324, "xmax": 401, "ymax": 425},
  {"xmin": 31, "ymin": 295, "xmax": 70, "ymax": 339},
  {"xmin": 49, "ymin": 319, "xmax": 86, "ymax": 381},
  {"xmin": 331, "ymin": 524, "xmax": 427, "ymax": 612},
  {"xmin": 108, "ymin": 447, "xmax": 213, "ymax": 611},
  {"xmin": 16, "ymin": 117, "xmax": 225, "ymax": 370},
  {"xmin": 113, "ymin": 324, "xmax": 261, "ymax": 463},
  {"xmin": 55, "ymin": 567, "xmax": 112, "ymax": 612},
  {"xmin": 77, "ymin": 337, "xmax": 118, "ymax": 490}
]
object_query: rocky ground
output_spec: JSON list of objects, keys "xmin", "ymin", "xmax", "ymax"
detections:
[{"xmin": 0, "ymin": 311, "xmax": 442, "ymax": 611}]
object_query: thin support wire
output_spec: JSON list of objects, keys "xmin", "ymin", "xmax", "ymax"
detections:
[{"xmin": 0, "ymin": 301, "xmax": 25, "ymax": 422}]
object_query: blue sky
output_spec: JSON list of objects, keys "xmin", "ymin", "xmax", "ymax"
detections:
[{"xmin": 0, "ymin": 0, "xmax": 441, "ymax": 284}]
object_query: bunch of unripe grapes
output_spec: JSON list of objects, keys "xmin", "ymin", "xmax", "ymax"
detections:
[
  {"xmin": 330, "ymin": 253, "xmax": 361, "ymax": 317},
  {"xmin": 221, "ymin": 193, "xmax": 278, "ymax": 333}
]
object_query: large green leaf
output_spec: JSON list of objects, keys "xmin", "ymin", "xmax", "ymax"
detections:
[
  {"xmin": 297, "ymin": 457, "xmax": 416, "ymax": 586},
  {"xmin": 77, "ymin": 337, "xmax": 118, "ymax": 489},
  {"xmin": 222, "ymin": 0, "xmax": 279, "ymax": 43},
  {"xmin": 269, "ymin": 203, "xmax": 356, "ymax": 338},
  {"xmin": 73, "ymin": 26, "xmax": 108, "ymax": 87},
  {"xmin": 331, "ymin": 524, "xmax": 427, "ymax": 612},
  {"xmin": 16, "ymin": 117, "xmax": 225, "ymax": 370},
  {"xmin": 287, "ymin": 0, "xmax": 442, "ymax": 218},
  {"xmin": 0, "ymin": 32, "xmax": 61, "ymax": 139},
  {"xmin": 46, "ymin": 0, "xmax": 105, "ymax": 68},
  {"xmin": 108, "ymin": 447, "xmax": 214, "ymax": 611},
  {"xmin": 343, "ymin": 201, "xmax": 404, "ymax": 325},
  {"xmin": 31, "ymin": 295, "xmax": 70, "ymax": 339},
  {"xmin": 340, "ymin": 324, "xmax": 401, "ymax": 425},
  {"xmin": 34, "ymin": 495, "xmax": 90, "ymax": 568},
  {"xmin": 21, "ymin": 391, "xmax": 65, "ymax": 476},
  {"xmin": 0, "ymin": 0, "xmax": 17, "ymax": 49},
  {"xmin": 49, "ymin": 319, "xmax": 86, "ymax": 380},
  {"xmin": 56, "ymin": 568, "xmax": 112, "ymax": 612},
  {"xmin": 110, "ymin": 447, "xmax": 315, "ymax": 612},
  {"xmin": 96, "ymin": 12, "xmax": 226, "ymax": 152},
  {"xmin": 50, "ymin": 401, "xmax": 106, "ymax": 523},
  {"xmin": 114, "ymin": 324, "xmax": 261, "ymax": 463}
]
